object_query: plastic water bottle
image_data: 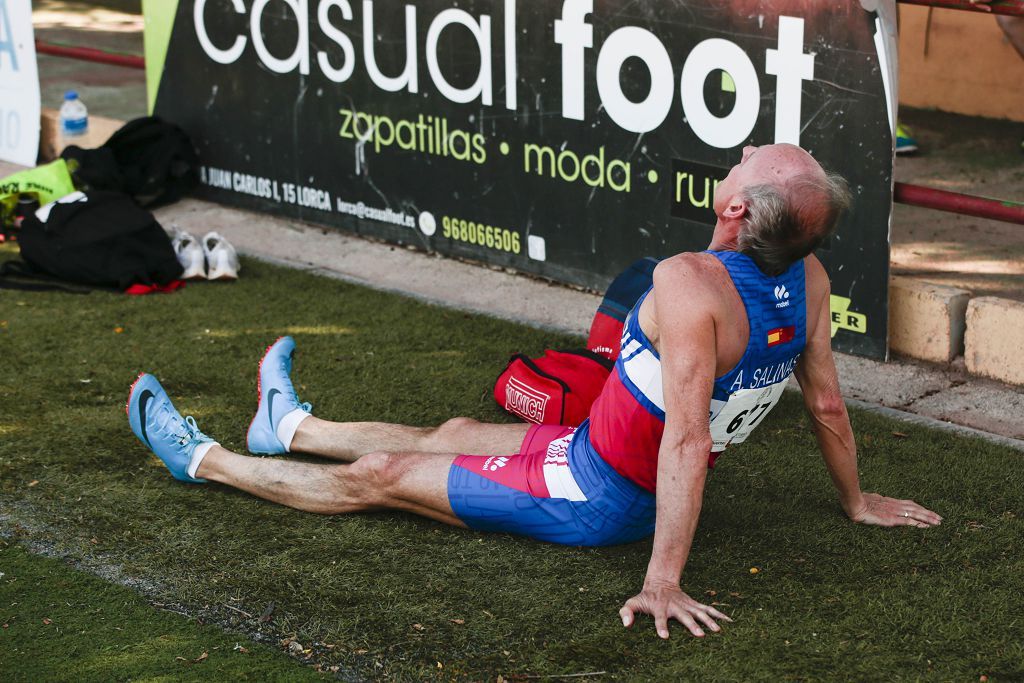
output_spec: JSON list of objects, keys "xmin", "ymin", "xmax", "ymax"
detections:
[{"xmin": 59, "ymin": 91, "xmax": 89, "ymax": 138}]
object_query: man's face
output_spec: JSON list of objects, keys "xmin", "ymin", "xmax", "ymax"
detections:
[{"xmin": 713, "ymin": 144, "xmax": 824, "ymax": 217}]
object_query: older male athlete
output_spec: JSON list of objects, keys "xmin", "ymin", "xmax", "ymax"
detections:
[{"xmin": 127, "ymin": 143, "xmax": 941, "ymax": 639}]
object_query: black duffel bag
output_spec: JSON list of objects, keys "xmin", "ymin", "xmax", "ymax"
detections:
[{"xmin": 2, "ymin": 191, "xmax": 183, "ymax": 291}]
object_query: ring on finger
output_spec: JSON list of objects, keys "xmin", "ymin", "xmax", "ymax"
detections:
[{"xmin": 903, "ymin": 511, "xmax": 910, "ymax": 518}]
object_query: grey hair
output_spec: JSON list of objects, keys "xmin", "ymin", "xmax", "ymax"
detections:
[{"xmin": 736, "ymin": 171, "xmax": 852, "ymax": 276}]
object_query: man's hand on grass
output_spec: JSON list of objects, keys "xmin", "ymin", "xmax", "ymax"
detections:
[
  {"xmin": 849, "ymin": 492, "xmax": 943, "ymax": 528},
  {"xmin": 619, "ymin": 580, "xmax": 732, "ymax": 639}
]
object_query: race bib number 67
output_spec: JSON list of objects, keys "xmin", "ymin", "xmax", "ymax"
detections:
[{"xmin": 708, "ymin": 380, "xmax": 788, "ymax": 453}]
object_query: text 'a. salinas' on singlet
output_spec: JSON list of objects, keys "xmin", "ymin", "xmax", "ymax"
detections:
[{"xmin": 583, "ymin": 250, "xmax": 808, "ymax": 493}]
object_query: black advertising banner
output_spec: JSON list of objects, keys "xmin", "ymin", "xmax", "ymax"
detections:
[{"xmin": 146, "ymin": 0, "xmax": 894, "ymax": 359}]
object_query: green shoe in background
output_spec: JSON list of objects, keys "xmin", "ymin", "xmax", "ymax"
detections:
[{"xmin": 896, "ymin": 123, "xmax": 919, "ymax": 155}]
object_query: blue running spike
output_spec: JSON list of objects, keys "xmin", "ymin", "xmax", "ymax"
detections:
[
  {"xmin": 127, "ymin": 373, "xmax": 215, "ymax": 483},
  {"xmin": 247, "ymin": 336, "xmax": 313, "ymax": 455}
]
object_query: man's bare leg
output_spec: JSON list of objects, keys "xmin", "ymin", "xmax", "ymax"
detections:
[
  {"xmin": 197, "ymin": 445, "xmax": 465, "ymax": 525},
  {"xmin": 252, "ymin": 336, "xmax": 530, "ymax": 463},
  {"xmin": 289, "ymin": 416, "xmax": 529, "ymax": 463}
]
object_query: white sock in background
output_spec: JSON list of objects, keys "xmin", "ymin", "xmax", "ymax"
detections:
[{"xmin": 277, "ymin": 409, "xmax": 311, "ymax": 451}]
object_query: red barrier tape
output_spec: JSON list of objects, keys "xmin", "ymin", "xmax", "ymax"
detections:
[
  {"xmin": 894, "ymin": 182, "xmax": 1024, "ymax": 224},
  {"xmin": 34, "ymin": 40, "xmax": 145, "ymax": 70}
]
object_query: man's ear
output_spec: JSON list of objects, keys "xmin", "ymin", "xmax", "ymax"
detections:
[{"xmin": 722, "ymin": 197, "xmax": 747, "ymax": 220}]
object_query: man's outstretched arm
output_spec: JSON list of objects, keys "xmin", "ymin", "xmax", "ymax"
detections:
[
  {"xmin": 619, "ymin": 258, "xmax": 732, "ymax": 639},
  {"xmin": 794, "ymin": 257, "xmax": 942, "ymax": 528}
]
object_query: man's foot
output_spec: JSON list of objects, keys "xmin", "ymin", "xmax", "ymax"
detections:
[
  {"xmin": 247, "ymin": 336, "xmax": 313, "ymax": 455},
  {"xmin": 895, "ymin": 124, "xmax": 919, "ymax": 155},
  {"xmin": 126, "ymin": 373, "xmax": 218, "ymax": 483}
]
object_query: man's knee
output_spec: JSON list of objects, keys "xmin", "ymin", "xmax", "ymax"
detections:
[
  {"xmin": 348, "ymin": 451, "xmax": 408, "ymax": 500},
  {"xmin": 427, "ymin": 417, "xmax": 480, "ymax": 449}
]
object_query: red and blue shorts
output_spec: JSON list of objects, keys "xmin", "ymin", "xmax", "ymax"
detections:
[{"xmin": 446, "ymin": 420, "xmax": 656, "ymax": 546}]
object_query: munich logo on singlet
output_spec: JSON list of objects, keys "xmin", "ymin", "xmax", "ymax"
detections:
[{"xmin": 505, "ymin": 376, "xmax": 550, "ymax": 424}]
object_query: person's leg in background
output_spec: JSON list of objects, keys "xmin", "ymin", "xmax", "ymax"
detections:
[
  {"xmin": 994, "ymin": 14, "xmax": 1024, "ymax": 150},
  {"xmin": 995, "ymin": 14, "xmax": 1024, "ymax": 59}
]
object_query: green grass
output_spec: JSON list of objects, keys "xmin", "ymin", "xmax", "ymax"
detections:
[
  {"xmin": 0, "ymin": 542, "xmax": 324, "ymax": 681},
  {"xmin": 1, "ymin": 245, "xmax": 1023, "ymax": 680}
]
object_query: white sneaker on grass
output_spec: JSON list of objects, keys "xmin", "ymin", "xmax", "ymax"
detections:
[
  {"xmin": 203, "ymin": 232, "xmax": 240, "ymax": 280},
  {"xmin": 172, "ymin": 230, "xmax": 207, "ymax": 280}
]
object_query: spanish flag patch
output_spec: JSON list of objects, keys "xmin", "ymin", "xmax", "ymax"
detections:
[{"xmin": 767, "ymin": 325, "xmax": 796, "ymax": 347}]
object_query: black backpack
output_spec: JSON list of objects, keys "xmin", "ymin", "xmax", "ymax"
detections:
[
  {"xmin": 61, "ymin": 116, "xmax": 199, "ymax": 208},
  {"xmin": 0, "ymin": 191, "xmax": 183, "ymax": 292}
]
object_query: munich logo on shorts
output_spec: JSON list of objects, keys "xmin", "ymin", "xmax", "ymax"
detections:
[{"xmin": 505, "ymin": 376, "xmax": 550, "ymax": 424}]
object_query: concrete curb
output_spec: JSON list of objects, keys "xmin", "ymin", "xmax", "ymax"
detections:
[
  {"xmin": 888, "ymin": 276, "xmax": 970, "ymax": 363},
  {"xmin": 844, "ymin": 397, "xmax": 1024, "ymax": 453},
  {"xmin": 965, "ymin": 297, "xmax": 1024, "ymax": 386},
  {"xmin": 241, "ymin": 251, "xmax": 594, "ymax": 337},
  {"xmin": 889, "ymin": 276, "xmax": 1024, "ymax": 387}
]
